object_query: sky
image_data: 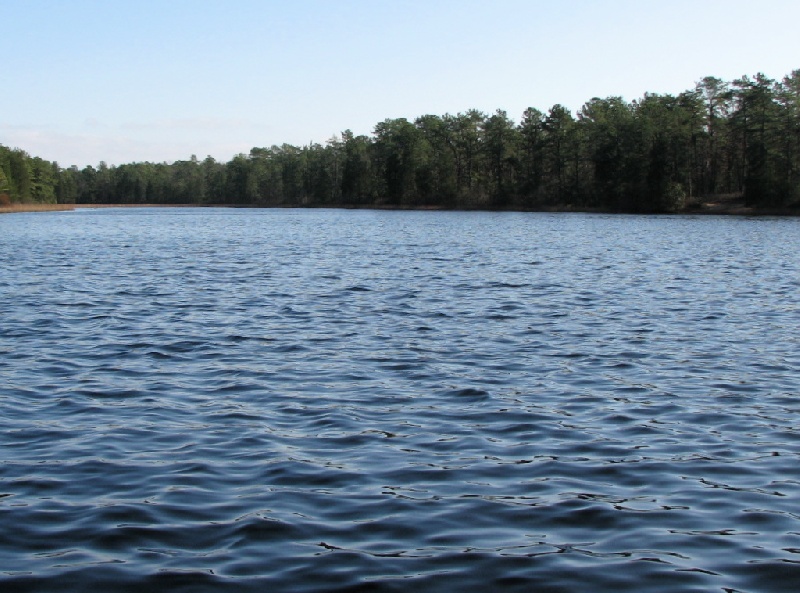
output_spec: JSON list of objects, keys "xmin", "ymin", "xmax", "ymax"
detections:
[{"xmin": 3, "ymin": 0, "xmax": 799, "ymax": 168}]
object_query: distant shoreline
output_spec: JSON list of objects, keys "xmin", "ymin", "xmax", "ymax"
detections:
[
  {"xmin": 0, "ymin": 204, "xmax": 75, "ymax": 214},
  {"xmin": 3, "ymin": 196, "xmax": 799, "ymax": 217}
]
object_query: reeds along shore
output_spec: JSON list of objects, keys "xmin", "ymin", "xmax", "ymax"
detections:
[
  {"xmin": 1, "ymin": 199, "xmax": 798, "ymax": 216},
  {"xmin": 0, "ymin": 203, "xmax": 76, "ymax": 214}
]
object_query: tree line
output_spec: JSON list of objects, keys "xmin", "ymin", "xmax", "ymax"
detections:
[{"xmin": 2, "ymin": 70, "xmax": 799, "ymax": 212}]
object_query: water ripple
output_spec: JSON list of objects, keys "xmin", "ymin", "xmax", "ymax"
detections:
[{"xmin": 1, "ymin": 209, "xmax": 800, "ymax": 591}]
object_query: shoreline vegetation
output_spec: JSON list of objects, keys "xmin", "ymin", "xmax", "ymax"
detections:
[
  {"xmin": 2, "ymin": 69, "xmax": 799, "ymax": 216},
  {"xmin": 0, "ymin": 203, "xmax": 75, "ymax": 214},
  {"xmin": 3, "ymin": 193, "xmax": 798, "ymax": 217}
]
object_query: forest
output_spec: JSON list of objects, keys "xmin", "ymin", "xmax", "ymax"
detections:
[{"xmin": 2, "ymin": 70, "xmax": 799, "ymax": 213}]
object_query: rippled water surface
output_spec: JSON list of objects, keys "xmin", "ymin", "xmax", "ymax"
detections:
[{"xmin": 2, "ymin": 208, "xmax": 800, "ymax": 592}]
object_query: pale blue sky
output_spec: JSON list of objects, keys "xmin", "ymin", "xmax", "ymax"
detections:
[{"xmin": 3, "ymin": 0, "xmax": 799, "ymax": 168}]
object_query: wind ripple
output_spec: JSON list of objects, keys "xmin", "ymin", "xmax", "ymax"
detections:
[{"xmin": 1, "ymin": 209, "xmax": 799, "ymax": 592}]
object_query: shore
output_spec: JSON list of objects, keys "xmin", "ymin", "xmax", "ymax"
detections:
[
  {"xmin": 2, "ymin": 195, "xmax": 798, "ymax": 216},
  {"xmin": 0, "ymin": 203, "xmax": 196, "ymax": 214},
  {"xmin": 0, "ymin": 203, "xmax": 76, "ymax": 214},
  {"xmin": 683, "ymin": 194, "xmax": 798, "ymax": 216}
]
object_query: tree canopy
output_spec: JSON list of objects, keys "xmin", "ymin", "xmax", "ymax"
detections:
[{"xmin": 3, "ymin": 69, "xmax": 799, "ymax": 213}]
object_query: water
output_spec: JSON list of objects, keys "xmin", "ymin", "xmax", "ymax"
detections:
[{"xmin": 1, "ymin": 208, "xmax": 799, "ymax": 592}]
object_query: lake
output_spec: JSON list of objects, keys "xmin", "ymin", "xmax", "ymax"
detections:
[{"xmin": 1, "ymin": 207, "xmax": 799, "ymax": 592}]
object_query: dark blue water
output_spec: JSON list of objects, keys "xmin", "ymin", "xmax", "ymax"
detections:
[{"xmin": 1, "ymin": 208, "xmax": 799, "ymax": 592}]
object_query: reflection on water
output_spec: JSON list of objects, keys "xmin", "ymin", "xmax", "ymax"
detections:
[{"xmin": 1, "ymin": 208, "xmax": 799, "ymax": 592}]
